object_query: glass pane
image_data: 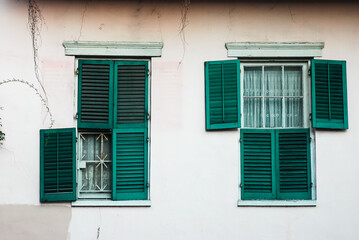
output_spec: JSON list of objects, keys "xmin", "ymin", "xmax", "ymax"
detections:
[
  {"xmin": 285, "ymin": 98, "xmax": 303, "ymax": 127},
  {"xmin": 80, "ymin": 133, "xmax": 112, "ymax": 194},
  {"xmin": 265, "ymin": 98, "xmax": 282, "ymax": 128},
  {"xmin": 284, "ymin": 66, "xmax": 302, "ymax": 96},
  {"xmin": 244, "ymin": 66, "xmax": 262, "ymax": 96},
  {"xmin": 244, "ymin": 97, "xmax": 262, "ymax": 128},
  {"xmin": 264, "ymin": 66, "xmax": 282, "ymax": 96}
]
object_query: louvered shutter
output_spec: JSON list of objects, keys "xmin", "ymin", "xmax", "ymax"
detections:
[
  {"xmin": 40, "ymin": 128, "xmax": 76, "ymax": 202},
  {"xmin": 112, "ymin": 129, "xmax": 148, "ymax": 200},
  {"xmin": 241, "ymin": 129, "xmax": 276, "ymax": 200},
  {"xmin": 205, "ymin": 60, "xmax": 240, "ymax": 130},
  {"xmin": 311, "ymin": 59, "xmax": 348, "ymax": 129},
  {"xmin": 114, "ymin": 61, "xmax": 148, "ymax": 129},
  {"xmin": 78, "ymin": 60, "xmax": 113, "ymax": 129},
  {"xmin": 276, "ymin": 129, "xmax": 311, "ymax": 200},
  {"xmin": 112, "ymin": 61, "xmax": 148, "ymax": 200}
]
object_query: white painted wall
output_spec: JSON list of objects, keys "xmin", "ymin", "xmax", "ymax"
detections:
[{"xmin": 0, "ymin": 1, "xmax": 359, "ymax": 239}]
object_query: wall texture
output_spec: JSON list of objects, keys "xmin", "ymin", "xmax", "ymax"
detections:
[{"xmin": 0, "ymin": 1, "xmax": 358, "ymax": 239}]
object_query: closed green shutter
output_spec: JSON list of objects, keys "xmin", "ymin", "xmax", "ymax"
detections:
[
  {"xmin": 78, "ymin": 60, "xmax": 114, "ymax": 129},
  {"xmin": 241, "ymin": 129, "xmax": 276, "ymax": 200},
  {"xmin": 276, "ymin": 129, "xmax": 311, "ymax": 200},
  {"xmin": 205, "ymin": 60, "xmax": 240, "ymax": 130},
  {"xmin": 112, "ymin": 61, "xmax": 149, "ymax": 201},
  {"xmin": 311, "ymin": 59, "xmax": 348, "ymax": 129},
  {"xmin": 114, "ymin": 61, "xmax": 148, "ymax": 129},
  {"xmin": 40, "ymin": 128, "xmax": 76, "ymax": 202},
  {"xmin": 112, "ymin": 129, "xmax": 148, "ymax": 200}
]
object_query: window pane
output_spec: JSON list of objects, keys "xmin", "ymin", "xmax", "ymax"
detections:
[
  {"xmin": 80, "ymin": 133, "xmax": 112, "ymax": 194},
  {"xmin": 285, "ymin": 98, "xmax": 303, "ymax": 127},
  {"xmin": 264, "ymin": 66, "xmax": 282, "ymax": 96},
  {"xmin": 265, "ymin": 98, "xmax": 282, "ymax": 128},
  {"xmin": 244, "ymin": 97, "xmax": 262, "ymax": 128},
  {"xmin": 284, "ymin": 66, "xmax": 302, "ymax": 96},
  {"xmin": 244, "ymin": 66, "xmax": 262, "ymax": 96}
]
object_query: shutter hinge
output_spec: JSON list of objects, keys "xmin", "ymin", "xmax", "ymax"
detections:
[
  {"xmin": 240, "ymin": 183, "xmax": 242, "ymax": 188},
  {"xmin": 147, "ymin": 137, "xmax": 150, "ymax": 142},
  {"xmin": 76, "ymin": 69, "xmax": 79, "ymax": 75},
  {"xmin": 310, "ymin": 137, "xmax": 312, "ymax": 142},
  {"xmin": 309, "ymin": 113, "xmax": 312, "ymax": 121},
  {"xmin": 74, "ymin": 113, "xmax": 78, "ymax": 119},
  {"xmin": 147, "ymin": 114, "xmax": 151, "ymax": 120},
  {"xmin": 76, "ymin": 137, "xmax": 78, "ymax": 143},
  {"xmin": 147, "ymin": 70, "xmax": 150, "ymax": 76},
  {"xmin": 146, "ymin": 182, "xmax": 150, "ymax": 188},
  {"xmin": 239, "ymin": 138, "xmax": 242, "ymax": 143},
  {"xmin": 310, "ymin": 182, "xmax": 313, "ymax": 188},
  {"xmin": 308, "ymin": 69, "xmax": 311, "ymax": 76}
]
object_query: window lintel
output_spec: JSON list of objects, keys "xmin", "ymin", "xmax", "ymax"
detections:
[
  {"xmin": 226, "ymin": 42, "xmax": 324, "ymax": 58},
  {"xmin": 63, "ymin": 41, "xmax": 163, "ymax": 57}
]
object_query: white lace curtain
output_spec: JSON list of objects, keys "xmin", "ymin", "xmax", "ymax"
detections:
[{"xmin": 243, "ymin": 66, "xmax": 303, "ymax": 128}]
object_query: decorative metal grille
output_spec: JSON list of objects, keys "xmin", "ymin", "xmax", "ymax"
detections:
[{"xmin": 79, "ymin": 133, "xmax": 112, "ymax": 198}]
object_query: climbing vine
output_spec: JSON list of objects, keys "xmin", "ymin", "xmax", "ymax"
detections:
[
  {"xmin": 179, "ymin": 0, "xmax": 190, "ymax": 63},
  {"xmin": 28, "ymin": 0, "xmax": 47, "ymax": 98},
  {"xmin": 0, "ymin": 107, "xmax": 4, "ymax": 146}
]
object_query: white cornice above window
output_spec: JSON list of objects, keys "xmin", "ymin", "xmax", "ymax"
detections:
[
  {"xmin": 63, "ymin": 41, "xmax": 163, "ymax": 57},
  {"xmin": 225, "ymin": 42, "xmax": 324, "ymax": 58}
]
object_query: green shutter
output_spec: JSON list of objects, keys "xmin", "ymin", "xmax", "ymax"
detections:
[
  {"xmin": 241, "ymin": 129, "xmax": 276, "ymax": 200},
  {"xmin": 276, "ymin": 129, "xmax": 311, "ymax": 200},
  {"xmin": 78, "ymin": 60, "xmax": 114, "ymax": 129},
  {"xmin": 40, "ymin": 128, "xmax": 76, "ymax": 202},
  {"xmin": 205, "ymin": 60, "xmax": 240, "ymax": 130},
  {"xmin": 114, "ymin": 61, "xmax": 148, "ymax": 129},
  {"xmin": 112, "ymin": 129, "xmax": 148, "ymax": 200},
  {"xmin": 311, "ymin": 59, "xmax": 348, "ymax": 129}
]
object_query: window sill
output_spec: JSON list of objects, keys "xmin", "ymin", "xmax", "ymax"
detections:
[
  {"xmin": 72, "ymin": 200, "xmax": 151, "ymax": 207},
  {"xmin": 237, "ymin": 200, "xmax": 316, "ymax": 207}
]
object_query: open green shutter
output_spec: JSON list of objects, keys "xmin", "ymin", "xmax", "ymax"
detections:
[
  {"xmin": 276, "ymin": 129, "xmax": 311, "ymax": 200},
  {"xmin": 78, "ymin": 60, "xmax": 114, "ymax": 129},
  {"xmin": 112, "ymin": 129, "xmax": 148, "ymax": 200},
  {"xmin": 241, "ymin": 129, "xmax": 276, "ymax": 200},
  {"xmin": 311, "ymin": 59, "xmax": 348, "ymax": 129},
  {"xmin": 114, "ymin": 61, "xmax": 148, "ymax": 129},
  {"xmin": 40, "ymin": 128, "xmax": 76, "ymax": 202},
  {"xmin": 205, "ymin": 60, "xmax": 240, "ymax": 130}
]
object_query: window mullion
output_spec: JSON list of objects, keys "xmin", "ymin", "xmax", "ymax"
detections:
[
  {"xmin": 262, "ymin": 65, "xmax": 265, "ymax": 128},
  {"xmin": 282, "ymin": 66, "xmax": 285, "ymax": 128}
]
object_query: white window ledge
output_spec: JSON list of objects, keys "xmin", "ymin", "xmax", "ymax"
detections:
[
  {"xmin": 63, "ymin": 41, "xmax": 163, "ymax": 57},
  {"xmin": 226, "ymin": 42, "xmax": 324, "ymax": 58},
  {"xmin": 237, "ymin": 200, "xmax": 316, "ymax": 207},
  {"xmin": 72, "ymin": 200, "xmax": 151, "ymax": 207}
]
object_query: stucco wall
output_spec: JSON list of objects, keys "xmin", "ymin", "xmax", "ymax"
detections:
[{"xmin": 0, "ymin": 1, "xmax": 358, "ymax": 239}]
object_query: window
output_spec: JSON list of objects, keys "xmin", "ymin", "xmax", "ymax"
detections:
[
  {"xmin": 240, "ymin": 61, "xmax": 311, "ymax": 200},
  {"xmin": 40, "ymin": 59, "xmax": 150, "ymax": 203},
  {"xmin": 205, "ymin": 54, "xmax": 348, "ymax": 204}
]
